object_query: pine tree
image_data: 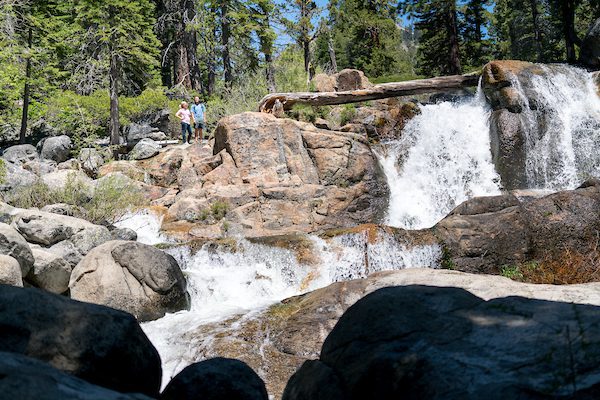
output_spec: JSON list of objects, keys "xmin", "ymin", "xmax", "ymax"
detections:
[
  {"xmin": 75, "ymin": 0, "xmax": 159, "ymax": 147},
  {"xmin": 401, "ymin": 0, "xmax": 462, "ymax": 76},
  {"xmin": 282, "ymin": 0, "xmax": 319, "ymax": 80}
]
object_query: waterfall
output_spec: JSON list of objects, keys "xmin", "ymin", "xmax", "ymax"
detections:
[
  {"xmin": 374, "ymin": 90, "xmax": 501, "ymax": 230},
  {"xmin": 123, "ymin": 213, "xmax": 441, "ymax": 388},
  {"xmin": 515, "ymin": 65, "xmax": 600, "ymax": 189}
]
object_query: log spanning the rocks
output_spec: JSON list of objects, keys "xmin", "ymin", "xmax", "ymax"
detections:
[{"xmin": 258, "ymin": 73, "xmax": 481, "ymax": 112}]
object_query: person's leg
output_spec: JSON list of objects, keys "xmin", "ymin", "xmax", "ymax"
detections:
[
  {"xmin": 187, "ymin": 124, "xmax": 193, "ymax": 143},
  {"xmin": 181, "ymin": 122, "xmax": 186, "ymax": 143},
  {"xmin": 199, "ymin": 128, "xmax": 204, "ymax": 144}
]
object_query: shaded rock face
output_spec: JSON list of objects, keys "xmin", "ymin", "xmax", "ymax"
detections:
[
  {"xmin": 581, "ymin": 17, "xmax": 600, "ymax": 68},
  {"xmin": 28, "ymin": 247, "xmax": 72, "ymax": 294},
  {"xmin": 69, "ymin": 241, "xmax": 189, "ymax": 321},
  {"xmin": 161, "ymin": 358, "xmax": 269, "ymax": 400},
  {"xmin": 435, "ymin": 180, "xmax": 600, "ymax": 274},
  {"xmin": 2, "ymin": 144, "xmax": 38, "ymax": 164},
  {"xmin": 482, "ymin": 60, "xmax": 542, "ymax": 189},
  {"xmin": 0, "ymin": 284, "xmax": 162, "ymax": 397},
  {"xmin": 0, "ymin": 351, "xmax": 153, "ymax": 400},
  {"xmin": 284, "ymin": 284, "xmax": 600, "ymax": 400}
]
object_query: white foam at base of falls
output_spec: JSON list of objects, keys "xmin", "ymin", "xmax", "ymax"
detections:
[
  {"xmin": 115, "ymin": 210, "xmax": 171, "ymax": 245},
  {"xmin": 515, "ymin": 65, "xmax": 600, "ymax": 189},
  {"xmin": 124, "ymin": 213, "xmax": 441, "ymax": 388},
  {"xmin": 374, "ymin": 92, "xmax": 501, "ymax": 230}
]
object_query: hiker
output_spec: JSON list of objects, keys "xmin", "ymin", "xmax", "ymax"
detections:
[
  {"xmin": 191, "ymin": 96, "xmax": 207, "ymax": 144},
  {"xmin": 175, "ymin": 101, "xmax": 193, "ymax": 144}
]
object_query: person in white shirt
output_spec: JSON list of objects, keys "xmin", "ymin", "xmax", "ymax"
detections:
[{"xmin": 175, "ymin": 101, "xmax": 193, "ymax": 144}]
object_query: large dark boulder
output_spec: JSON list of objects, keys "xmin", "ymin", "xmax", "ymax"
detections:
[
  {"xmin": 0, "ymin": 351, "xmax": 152, "ymax": 400},
  {"xmin": 0, "ymin": 284, "xmax": 162, "ymax": 397},
  {"xmin": 40, "ymin": 135, "xmax": 72, "ymax": 163},
  {"xmin": 581, "ymin": 18, "xmax": 600, "ymax": 69},
  {"xmin": 161, "ymin": 357, "xmax": 268, "ymax": 400},
  {"xmin": 284, "ymin": 285, "xmax": 600, "ymax": 399},
  {"xmin": 434, "ymin": 180, "xmax": 600, "ymax": 274}
]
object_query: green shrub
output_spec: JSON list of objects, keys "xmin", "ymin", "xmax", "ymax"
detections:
[
  {"xmin": 340, "ymin": 104, "xmax": 357, "ymax": 126},
  {"xmin": 5, "ymin": 173, "xmax": 146, "ymax": 225},
  {"xmin": 0, "ymin": 158, "xmax": 6, "ymax": 184},
  {"xmin": 500, "ymin": 265, "xmax": 524, "ymax": 280},
  {"xmin": 288, "ymin": 104, "xmax": 328, "ymax": 123},
  {"xmin": 211, "ymin": 201, "xmax": 228, "ymax": 220}
]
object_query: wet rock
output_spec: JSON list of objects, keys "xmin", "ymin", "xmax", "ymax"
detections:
[
  {"xmin": 489, "ymin": 109, "xmax": 527, "ymax": 188},
  {"xmin": 70, "ymin": 241, "xmax": 189, "ymax": 321},
  {"xmin": 581, "ymin": 17, "xmax": 600, "ymax": 68},
  {"xmin": 0, "ymin": 222, "xmax": 34, "ymax": 276},
  {"xmin": 40, "ymin": 135, "xmax": 72, "ymax": 163},
  {"xmin": 0, "ymin": 284, "xmax": 162, "ymax": 396},
  {"xmin": 2, "ymin": 144, "xmax": 39, "ymax": 164},
  {"xmin": 161, "ymin": 358, "xmax": 269, "ymax": 400},
  {"xmin": 28, "ymin": 247, "xmax": 72, "ymax": 294},
  {"xmin": 0, "ymin": 351, "xmax": 153, "ymax": 400},
  {"xmin": 130, "ymin": 138, "xmax": 161, "ymax": 160},
  {"xmin": 0, "ymin": 255, "xmax": 23, "ymax": 286},
  {"xmin": 285, "ymin": 283, "xmax": 600, "ymax": 400}
]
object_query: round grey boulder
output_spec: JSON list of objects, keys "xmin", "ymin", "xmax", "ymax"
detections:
[
  {"xmin": 130, "ymin": 138, "xmax": 160, "ymax": 160},
  {"xmin": 70, "ymin": 241, "xmax": 189, "ymax": 321},
  {"xmin": 40, "ymin": 135, "xmax": 72, "ymax": 163},
  {"xmin": 2, "ymin": 144, "xmax": 38, "ymax": 165},
  {"xmin": 0, "ymin": 255, "xmax": 23, "ymax": 286}
]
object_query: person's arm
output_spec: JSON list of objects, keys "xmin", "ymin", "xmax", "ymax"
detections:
[{"xmin": 175, "ymin": 109, "xmax": 183, "ymax": 121}]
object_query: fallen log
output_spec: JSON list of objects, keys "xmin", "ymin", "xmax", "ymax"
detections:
[{"xmin": 258, "ymin": 73, "xmax": 481, "ymax": 112}]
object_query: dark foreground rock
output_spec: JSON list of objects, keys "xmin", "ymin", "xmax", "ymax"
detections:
[
  {"xmin": 161, "ymin": 357, "xmax": 268, "ymax": 400},
  {"xmin": 0, "ymin": 351, "xmax": 152, "ymax": 400},
  {"xmin": 284, "ymin": 284, "xmax": 600, "ymax": 400},
  {"xmin": 581, "ymin": 17, "xmax": 600, "ymax": 68},
  {"xmin": 69, "ymin": 240, "xmax": 190, "ymax": 321},
  {"xmin": 0, "ymin": 284, "xmax": 162, "ymax": 396},
  {"xmin": 180, "ymin": 268, "xmax": 600, "ymax": 399}
]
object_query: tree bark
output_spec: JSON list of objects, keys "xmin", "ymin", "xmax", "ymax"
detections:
[
  {"xmin": 561, "ymin": 0, "xmax": 580, "ymax": 63},
  {"xmin": 529, "ymin": 0, "xmax": 543, "ymax": 62},
  {"xmin": 19, "ymin": 27, "xmax": 33, "ymax": 144},
  {"xmin": 183, "ymin": 0, "xmax": 202, "ymax": 91},
  {"xmin": 109, "ymin": 49, "xmax": 120, "ymax": 150},
  {"xmin": 259, "ymin": 74, "xmax": 480, "ymax": 112},
  {"xmin": 447, "ymin": 2, "xmax": 462, "ymax": 75},
  {"xmin": 328, "ymin": 34, "xmax": 338, "ymax": 72},
  {"xmin": 221, "ymin": 2, "xmax": 233, "ymax": 88},
  {"xmin": 265, "ymin": 53, "xmax": 276, "ymax": 93}
]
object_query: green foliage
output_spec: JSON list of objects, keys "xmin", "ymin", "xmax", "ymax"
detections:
[
  {"xmin": 288, "ymin": 104, "xmax": 328, "ymax": 123},
  {"xmin": 318, "ymin": 0, "xmax": 416, "ymax": 78},
  {"xmin": 500, "ymin": 264, "xmax": 524, "ymax": 280},
  {"xmin": 340, "ymin": 104, "xmax": 357, "ymax": 126},
  {"xmin": 5, "ymin": 173, "xmax": 146, "ymax": 224},
  {"xmin": 0, "ymin": 158, "xmax": 6, "ymax": 185},
  {"xmin": 211, "ymin": 201, "xmax": 229, "ymax": 220}
]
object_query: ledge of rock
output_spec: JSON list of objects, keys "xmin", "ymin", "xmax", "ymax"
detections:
[{"xmin": 69, "ymin": 241, "xmax": 190, "ymax": 321}]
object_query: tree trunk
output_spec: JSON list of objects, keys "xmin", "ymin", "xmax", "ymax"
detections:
[
  {"xmin": 175, "ymin": 42, "xmax": 191, "ymax": 87},
  {"xmin": 529, "ymin": 0, "xmax": 543, "ymax": 62},
  {"xmin": 328, "ymin": 34, "xmax": 338, "ymax": 72},
  {"xmin": 265, "ymin": 53, "xmax": 276, "ymax": 93},
  {"xmin": 109, "ymin": 49, "xmax": 120, "ymax": 150},
  {"xmin": 183, "ymin": 0, "xmax": 202, "ymax": 91},
  {"xmin": 561, "ymin": 0, "xmax": 580, "ymax": 63},
  {"xmin": 447, "ymin": 2, "xmax": 462, "ymax": 75},
  {"xmin": 259, "ymin": 74, "xmax": 480, "ymax": 112},
  {"xmin": 221, "ymin": 2, "xmax": 233, "ymax": 88},
  {"xmin": 19, "ymin": 27, "xmax": 33, "ymax": 144}
]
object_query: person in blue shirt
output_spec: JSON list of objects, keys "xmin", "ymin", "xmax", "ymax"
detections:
[{"xmin": 191, "ymin": 96, "xmax": 207, "ymax": 145}]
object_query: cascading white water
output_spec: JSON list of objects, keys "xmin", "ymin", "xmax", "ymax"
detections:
[
  {"xmin": 124, "ymin": 213, "xmax": 441, "ymax": 387},
  {"xmin": 515, "ymin": 65, "xmax": 600, "ymax": 189},
  {"xmin": 374, "ymin": 90, "xmax": 501, "ymax": 230}
]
